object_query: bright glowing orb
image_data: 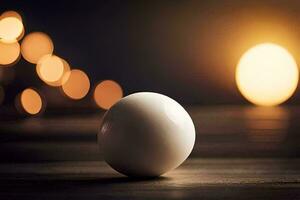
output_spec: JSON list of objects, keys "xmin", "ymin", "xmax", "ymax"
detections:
[
  {"xmin": 0, "ymin": 17, "xmax": 23, "ymax": 43},
  {"xmin": 44, "ymin": 58, "xmax": 71, "ymax": 87},
  {"xmin": 236, "ymin": 43, "xmax": 299, "ymax": 106},
  {"xmin": 36, "ymin": 54, "xmax": 64, "ymax": 84},
  {"xmin": 0, "ymin": 11, "xmax": 25, "ymax": 42}
]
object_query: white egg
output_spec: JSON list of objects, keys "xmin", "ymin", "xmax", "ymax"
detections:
[{"xmin": 98, "ymin": 92, "xmax": 195, "ymax": 177}]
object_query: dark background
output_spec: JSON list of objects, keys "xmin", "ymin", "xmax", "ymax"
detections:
[
  {"xmin": 2, "ymin": 0, "xmax": 300, "ymax": 106},
  {"xmin": 1, "ymin": 5, "xmax": 300, "ymax": 199}
]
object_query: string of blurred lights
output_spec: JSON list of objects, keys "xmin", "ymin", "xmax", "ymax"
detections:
[
  {"xmin": 94, "ymin": 80, "xmax": 123, "ymax": 110},
  {"xmin": 0, "ymin": 10, "xmax": 123, "ymax": 115}
]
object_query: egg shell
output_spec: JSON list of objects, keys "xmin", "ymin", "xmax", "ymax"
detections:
[{"xmin": 98, "ymin": 92, "xmax": 195, "ymax": 177}]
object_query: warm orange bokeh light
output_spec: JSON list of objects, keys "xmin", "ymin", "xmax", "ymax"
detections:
[
  {"xmin": 1, "ymin": 11, "xmax": 22, "ymax": 21},
  {"xmin": 21, "ymin": 32, "xmax": 54, "ymax": 64},
  {"xmin": 236, "ymin": 43, "xmax": 298, "ymax": 106},
  {"xmin": 62, "ymin": 69, "xmax": 90, "ymax": 100},
  {"xmin": 20, "ymin": 88, "xmax": 43, "ymax": 115},
  {"xmin": 16, "ymin": 27, "xmax": 25, "ymax": 41},
  {"xmin": 94, "ymin": 80, "xmax": 123, "ymax": 110},
  {"xmin": 36, "ymin": 54, "xmax": 64, "ymax": 84},
  {"xmin": 44, "ymin": 58, "xmax": 71, "ymax": 87},
  {"xmin": 0, "ymin": 11, "xmax": 23, "ymax": 42},
  {"xmin": 0, "ymin": 17, "xmax": 24, "ymax": 43},
  {"xmin": 0, "ymin": 41, "xmax": 20, "ymax": 66}
]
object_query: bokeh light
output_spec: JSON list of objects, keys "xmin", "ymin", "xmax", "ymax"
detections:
[
  {"xmin": 44, "ymin": 58, "xmax": 71, "ymax": 87},
  {"xmin": 94, "ymin": 80, "xmax": 123, "ymax": 110},
  {"xmin": 0, "ymin": 17, "xmax": 24, "ymax": 43},
  {"xmin": 21, "ymin": 32, "xmax": 54, "ymax": 64},
  {"xmin": 36, "ymin": 54, "xmax": 64, "ymax": 84},
  {"xmin": 236, "ymin": 43, "xmax": 298, "ymax": 106},
  {"xmin": 62, "ymin": 69, "xmax": 90, "ymax": 100},
  {"xmin": 0, "ymin": 11, "xmax": 24, "ymax": 42},
  {"xmin": 20, "ymin": 88, "xmax": 43, "ymax": 115},
  {"xmin": 0, "ymin": 41, "xmax": 20, "ymax": 66},
  {"xmin": 16, "ymin": 27, "xmax": 25, "ymax": 41},
  {"xmin": 1, "ymin": 11, "xmax": 22, "ymax": 21}
]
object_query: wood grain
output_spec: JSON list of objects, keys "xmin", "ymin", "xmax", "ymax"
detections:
[
  {"xmin": 0, "ymin": 159, "xmax": 299, "ymax": 199},
  {"xmin": 0, "ymin": 106, "xmax": 300, "ymax": 199}
]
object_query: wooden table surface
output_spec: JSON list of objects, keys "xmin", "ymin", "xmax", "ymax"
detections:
[
  {"xmin": 0, "ymin": 106, "xmax": 300, "ymax": 199},
  {"xmin": 0, "ymin": 159, "xmax": 300, "ymax": 199}
]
